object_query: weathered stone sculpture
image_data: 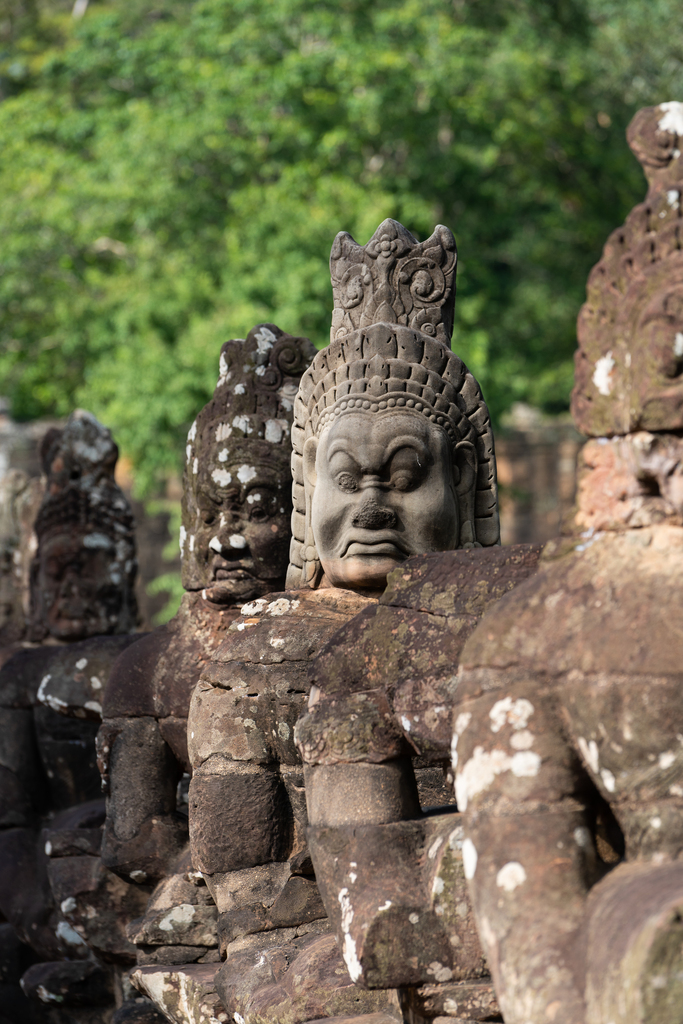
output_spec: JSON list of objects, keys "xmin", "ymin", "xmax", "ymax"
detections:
[
  {"xmin": 144, "ymin": 219, "xmax": 503, "ymax": 1024},
  {"xmin": 93, "ymin": 323, "xmax": 314, "ymax": 978},
  {"xmin": 0, "ymin": 411, "xmax": 146, "ymax": 1024},
  {"xmin": 0, "ymin": 469, "xmax": 43, "ymax": 656},
  {"xmin": 450, "ymin": 102, "xmax": 683, "ymax": 1024}
]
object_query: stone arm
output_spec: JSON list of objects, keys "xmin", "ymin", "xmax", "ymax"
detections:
[
  {"xmin": 98, "ymin": 629, "xmax": 190, "ymax": 885},
  {"xmin": 452, "ymin": 670, "xmax": 604, "ymax": 1024}
]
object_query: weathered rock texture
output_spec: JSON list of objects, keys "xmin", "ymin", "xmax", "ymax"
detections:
[
  {"xmin": 573, "ymin": 102, "xmax": 683, "ymax": 437},
  {"xmin": 0, "ymin": 411, "xmax": 145, "ymax": 1023},
  {"xmin": 452, "ymin": 102, "xmax": 683, "ymax": 1024},
  {"xmin": 100, "ymin": 324, "xmax": 314, "ymax": 891},
  {"xmin": 298, "ymin": 546, "xmax": 539, "ymax": 1020}
]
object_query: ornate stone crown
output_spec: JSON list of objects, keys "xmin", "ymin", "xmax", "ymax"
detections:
[
  {"xmin": 330, "ymin": 219, "xmax": 457, "ymax": 346},
  {"xmin": 287, "ymin": 221, "xmax": 499, "ymax": 589}
]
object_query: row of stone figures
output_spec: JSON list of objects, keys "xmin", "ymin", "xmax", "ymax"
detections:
[{"xmin": 1, "ymin": 100, "xmax": 683, "ymax": 1024}]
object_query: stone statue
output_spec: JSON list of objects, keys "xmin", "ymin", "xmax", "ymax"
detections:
[
  {"xmin": 0, "ymin": 410, "xmax": 144, "ymax": 1024},
  {"xmin": 0, "ymin": 468, "xmax": 43, "ymax": 658},
  {"xmin": 84, "ymin": 325, "xmax": 315, "ymax": 979},
  {"xmin": 449, "ymin": 102, "xmax": 683, "ymax": 1024},
  {"xmin": 143, "ymin": 219, "xmax": 503, "ymax": 1024}
]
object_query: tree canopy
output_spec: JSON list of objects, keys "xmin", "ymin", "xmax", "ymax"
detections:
[{"xmin": 0, "ymin": 0, "xmax": 681, "ymax": 493}]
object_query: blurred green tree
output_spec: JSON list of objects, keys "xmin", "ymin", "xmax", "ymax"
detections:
[{"xmin": 0, "ymin": 0, "xmax": 681, "ymax": 495}]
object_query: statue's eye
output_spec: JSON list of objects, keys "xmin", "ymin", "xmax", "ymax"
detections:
[
  {"xmin": 392, "ymin": 473, "xmax": 413, "ymax": 492},
  {"xmin": 200, "ymin": 510, "xmax": 215, "ymax": 525},
  {"xmin": 249, "ymin": 506, "xmax": 270, "ymax": 523},
  {"xmin": 389, "ymin": 448, "xmax": 428, "ymax": 491},
  {"xmin": 336, "ymin": 472, "xmax": 358, "ymax": 493}
]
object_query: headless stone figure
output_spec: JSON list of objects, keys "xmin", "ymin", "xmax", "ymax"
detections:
[
  {"xmin": 92, "ymin": 326, "xmax": 314, "ymax": 980},
  {"xmin": 158, "ymin": 220, "xmax": 502, "ymax": 1024},
  {"xmin": 0, "ymin": 412, "xmax": 142, "ymax": 1023},
  {"xmin": 449, "ymin": 103, "xmax": 683, "ymax": 1024}
]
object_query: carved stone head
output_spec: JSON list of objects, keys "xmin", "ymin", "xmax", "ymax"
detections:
[
  {"xmin": 181, "ymin": 324, "xmax": 316, "ymax": 605},
  {"xmin": 573, "ymin": 101, "xmax": 683, "ymax": 436},
  {"xmin": 30, "ymin": 411, "xmax": 138, "ymax": 641},
  {"xmin": 287, "ymin": 219, "xmax": 499, "ymax": 590}
]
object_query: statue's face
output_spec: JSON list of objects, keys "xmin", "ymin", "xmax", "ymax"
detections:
[
  {"xmin": 305, "ymin": 410, "xmax": 460, "ymax": 589},
  {"xmin": 35, "ymin": 532, "xmax": 126, "ymax": 640},
  {"xmin": 182, "ymin": 440, "xmax": 291, "ymax": 605}
]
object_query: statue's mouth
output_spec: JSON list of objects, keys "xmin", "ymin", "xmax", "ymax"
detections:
[
  {"xmin": 213, "ymin": 566, "xmax": 255, "ymax": 581},
  {"xmin": 341, "ymin": 531, "xmax": 409, "ymax": 558}
]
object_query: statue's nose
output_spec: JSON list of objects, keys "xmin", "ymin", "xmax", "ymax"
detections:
[{"xmin": 351, "ymin": 497, "xmax": 397, "ymax": 530}]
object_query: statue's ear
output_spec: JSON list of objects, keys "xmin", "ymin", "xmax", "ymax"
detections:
[
  {"xmin": 454, "ymin": 441, "xmax": 479, "ymax": 548},
  {"xmin": 303, "ymin": 436, "xmax": 318, "ymax": 492}
]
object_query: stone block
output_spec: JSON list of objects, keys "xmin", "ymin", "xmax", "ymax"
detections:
[
  {"xmin": 189, "ymin": 768, "xmax": 291, "ymax": 873},
  {"xmin": 304, "ymin": 760, "xmax": 420, "ymax": 827},
  {"xmin": 131, "ymin": 963, "xmax": 227, "ymax": 1024},
  {"xmin": 21, "ymin": 960, "xmax": 114, "ymax": 1008}
]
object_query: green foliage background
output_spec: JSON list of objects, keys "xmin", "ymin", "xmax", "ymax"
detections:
[{"xmin": 1, "ymin": 0, "xmax": 682, "ymax": 496}]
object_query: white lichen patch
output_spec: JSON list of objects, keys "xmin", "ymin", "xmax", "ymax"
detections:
[
  {"xmin": 209, "ymin": 537, "xmax": 223, "ymax": 554},
  {"xmin": 159, "ymin": 904, "xmax": 196, "ymax": 932},
  {"xmin": 659, "ymin": 751, "xmax": 676, "ymax": 770},
  {"xmin": 377, "ymin": 900, "xmax": 392, "ymax": 912},
  {"xmin": 218, "ymin": 449, "xmax": 230, "ymax": 463},
  {"xmin": 496, "ymin": 861, "xmax": 527, "ymax": 892},
  {"xmin": 401, "ymin": 714, "xmax": 412, "ymax": 733},
  {"xmin": 269, "ymin": 637, "xmax": 285, "ymax": 649},
  {"xmin": 234, "ymin": 383, "xmax": 246, "ymax": 395},
  {"xmin": 668, "ymin": 189, "xmax": 681, "ymax": 209},
  {"xmin": 573, "ymin": 827, "xmax": 591, "ymax": 848},
  {"xmin": 246, "ymin": 492, "xmax": 262, "ymax": 504},
  {"xmin": 232, "ymin": 415, "xmax": 253, "ymax": 435},
  {"xmin": 211, "ymin": 468, "xmax": 233, "ymax": 487},
  {"xmin": 75, "ymin": 658, "xmax": 88, "ymax": 671},
  {"xmin": 600, "ymin": 768, "xmax": 616, "ymax": 792},
  {"xmin": 592, "ymin": 351, "xmax": 615, "ymax": 396},
  {"xmin": 651, "ymin": 816, "xmax": 662, "ymax": 830},
  {"xmin": 427, "ymin": 961, "xmax": 453, "ymax": 982},
  {"xmin": 255, "ymin": 326, "xmax": 276, "ymax": 352},
  {"xmin": 462, "ymin": 838, "xmax": 478, "ymax": 880},
  {"xmin": 179, "ymin": 525, "xmax": 187, "ymax": 554},
  {"xmin": 454, "ymin": 711, "xmax": 472, "ymax": 735},
  {"xmin": 455, "ymin": 745, "xmax": 541, "ymax": 811},
  {"xmin": 578, "ymin": 736, "xmax": 600, "ymax": 775},
  {"xmin": 237, "ymin": 464, "xmax": 257, "ymax": 484},
  {"xmin": 56, "ymin": 920, "xmax": 86, "ymax": 946},
  {"xmin": 338, "ymin": 888, "xmax": 362, "ymax": 982},
  {"xmin": 193, "ymin": 457, "xmax": 199, "ymax": 474},
  {"xmin": 409, "ymin": 912, "xmax": 420, "ymax": 924},
  {"xmin": 659, "ymin": 101, "xmax": 683, "ymax": 136},
  {"xmin": 432, "ymin": 875, "xmax": 445, "ymax": 895},
  {"xmin": 265, "ymin": 419, "xmax": 283, "ymax": 444},
  {"xmin": 266, "ymin": 598, "xmax": 299, "ymax": 616},
  {"xmin": 60, "ymin": 897, "xmax": 77, "ymax": 914},
  {"xmin": 84, "ymin": 532, "xmax": 111, "ymax": 549},
  {"xmin": 240, "ymin": 598, "xmax": 268, "ymax": 616},
  {"xmin": 216, "ymin": 422, "xmax": 232, "ymax": 441},
  {"xmin": 90, "ymin": 676, "xmax": 102, "ymax": 691},
  {"xmin": 130, "ymin": 869, "xmax": 147, "ymax": 883},
  {"xmin": 510, "ymin": 729, "xmax": 534, "ymax": 750},
  {"xmin": 277, "ymin": 721, "xmax": 290, "ymax": 740},
  {"xmin": 188, "ymin": 419, "xmax": 197, "ymax": 442},
  {"xmin": 229, "ymin": 534, "xmax": 247, "ymax": 549},
  {"xmin": 84, "ymin": 700, "xmax": 102, "ymax": 715},
  {"xmin": 489, "ymin": 696, "xmax": 534, "ymax": 733}
]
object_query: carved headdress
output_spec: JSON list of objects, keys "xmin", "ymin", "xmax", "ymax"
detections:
[
  {"xmin": 573, "ymin": 102, "xmax": 683, "ymax": 436},
  {"xmin": 287, "ymin": 219, "xmax": 499, "ymax": 588}
]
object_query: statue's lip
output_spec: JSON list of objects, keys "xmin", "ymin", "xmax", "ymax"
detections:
[
  {"xmin": 213, "ymin": 567, "xmax": 254, "ymax": 580},
  {"xmin": 341, "ymin": 532, "xmax": 408, "ymax": 558}
]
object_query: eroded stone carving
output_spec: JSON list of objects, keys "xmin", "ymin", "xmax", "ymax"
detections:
[
  {"xmin": 184, "ymin": 219, "xmax": 501, "ymax": 1024},
  {"xmin": 574, "ymin": 102, "xmax": 683, "ymax": 436},
  {"xmin": 85, "ymin": 324, "xmax": 314, "ymax": 1005},
  {"xmin": 0, "ymin": 412, "xmax": 145, "ymax": 1021},
  {"xmin": 451, "ymin": 102, "xmax": 683, "ymax": 1024}
]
